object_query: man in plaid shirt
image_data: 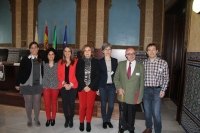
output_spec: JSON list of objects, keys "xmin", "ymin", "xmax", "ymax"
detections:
[{"xmin": 142, "ymin": 43, "xmax": 169, "ymax": 133}]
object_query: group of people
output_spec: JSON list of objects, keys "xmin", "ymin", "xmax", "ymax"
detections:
[{"xmin": 15, "ymin": 41, "xmax": 169, "ymax": 133}]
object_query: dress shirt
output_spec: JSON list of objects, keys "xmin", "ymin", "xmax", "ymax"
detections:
[{"xmin": 126, "ymin": 60, "xmax": 136, "ymax": 76}]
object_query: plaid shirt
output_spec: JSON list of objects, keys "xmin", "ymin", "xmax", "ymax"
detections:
[{"xmin": 143, "ymin": 57, "xmax": 169, "ymax": 93}]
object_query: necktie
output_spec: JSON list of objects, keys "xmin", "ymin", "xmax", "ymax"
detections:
[{"xmin": 127, "ymin": 62, "xmax": 131, "ymax": 79}]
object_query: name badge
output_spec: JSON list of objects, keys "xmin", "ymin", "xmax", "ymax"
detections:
[
  {"xmin": 136, "ymin": 73, "xmax": 140, "ymax": 76},
  {"xmin": 111, "ymin": 71, "xmax": 114, "ymax": 75}
]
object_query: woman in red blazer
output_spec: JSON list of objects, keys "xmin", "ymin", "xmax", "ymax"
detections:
[{"xmin": 57, "ymin": 46, "xmax": 78, "ymax": 128}]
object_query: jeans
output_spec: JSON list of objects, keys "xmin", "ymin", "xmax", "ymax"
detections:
[
  {"xmin": 99, "ymin": 85, "xmax": 116, "ymax": 122},
  {"xmin": 143, "ymin": 87, "xmax": 162, "ymax": 133}
]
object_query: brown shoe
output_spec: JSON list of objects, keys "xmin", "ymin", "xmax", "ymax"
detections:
[
  {"xmin": 142, "ymin": 128, "xmax": 152, "ymax": 133},
  {"xmin": 27, "ymin": 122, "xmax": 32, "ymax": 127},
  {"xmin": 35, "ymin": 121, "xmax": 41, "ymax": 127}
]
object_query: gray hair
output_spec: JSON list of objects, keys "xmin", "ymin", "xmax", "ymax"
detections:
[{"xmin": 101, "ymin": 43, "xmax": 112, "ymax": 50}]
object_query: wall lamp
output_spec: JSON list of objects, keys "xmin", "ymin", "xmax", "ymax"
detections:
[{"xmin": 192, "ymin": 0, "xmax": 200, "ymax": 14}]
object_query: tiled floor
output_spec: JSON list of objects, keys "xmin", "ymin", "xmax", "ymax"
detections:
[{"xmin": 0, "ymin": 98, "xmax": 185, "ymax": 133}]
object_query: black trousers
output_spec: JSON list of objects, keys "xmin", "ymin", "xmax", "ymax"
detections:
[
  {"xmin": 118, "ymin": 102, "xmax": 136, "ymax": 132},
  {"xmin": 60, "ymin": 87, "xmax": 77, "ymax": 120}
]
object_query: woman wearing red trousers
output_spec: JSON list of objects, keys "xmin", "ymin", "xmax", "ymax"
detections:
[
  {"xmin": 57, "ymin": 46, "xmax": 78, "ymax": 128},
  {"xmin": 76, "ymin": 44, "xmax": 100, "ymax": 132},
  {"xmin": 42, "ymin": 48, "xmax": 59, "ymax": 127}
]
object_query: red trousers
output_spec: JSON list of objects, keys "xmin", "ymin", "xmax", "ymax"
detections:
[
  {"xmin": 78, "ymin": 90, "xmax": 96, "ymax": 123},
  {"xmin": 43, "ymin": 88, "xmax": 59, "ymax": 120}
]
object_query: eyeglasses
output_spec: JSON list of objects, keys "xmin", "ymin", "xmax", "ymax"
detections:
[
  {"xmin": 126, "ymin": 53, "xmax": 136, "ymax": 56},
  {"xmin": 104, "ymin": 48, "xmax": 111, "ymax": 51}
]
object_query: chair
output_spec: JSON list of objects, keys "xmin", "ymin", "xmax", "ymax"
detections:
[
  {"xmin": 0, "ymin": 49, "xmax": 9, "ymax": 61},
  {"xmin": 38, "ymin": 50, "xmax": 46, "ymax": 61},
  {"xmin": 56, "ymin": 50, "xmax": 63, "ymax": 60},
  {"xmin": 18, "ymin": 50, "xmax": 30, "ymax": 62}
]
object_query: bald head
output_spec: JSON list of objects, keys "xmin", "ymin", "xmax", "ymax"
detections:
[
  {"xmin": 125, "ymin": 47, "xmax": 136, "ymax": 62},
  {"xmin": 126, "ymin": 47, "xmax": 135, "ymax": 53}
]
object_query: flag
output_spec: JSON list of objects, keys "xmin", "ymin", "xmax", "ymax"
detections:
[
  {"xmin": 44, "ymin": 26, "xmax": 48, "ymax": 50},
  {"xmin": 34, "ymin": 24, "xmax": 38, "ymax": 43},
  {"xmin": 53, "ymin": 26, "xmax": 57, "ymax": 50},
  {"xmin": 63, "ymin": 26, "xmax": 68, "ymax": 49}
]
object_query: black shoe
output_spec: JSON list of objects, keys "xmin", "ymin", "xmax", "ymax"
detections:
[
  {"xmin": 69, "ymin": 119, "xmax": 73, "ymax": 128},
  {"xmin": 51, "ymin": 119, "xmax": 55, "ymax": 126},
  {"xmin": 102, "ymin": 122, "xmax": 107, "ymax": 129},
  {"xmin": 64, "ymin": 121, "xmax": 68, "ymax": 128},
  {"xmin": 46, "ymin": 119, "xmax": 51, "ymax": 127},
  {"xmin": 64, "ymin": 117, "xmax": 69, "ymax": 128},
  {"xmin": 79, "ymin": 123, "xmax": 84, "ymax": 132},
  {"xmin": 107, "ymin": 122, "xmax": 113, "ymax": 128},
  {"xmin": 86, "ymin": 122, "xmax": 91, "ymax": 132},
  {"xmin": 118, "ymin": 128, "xmax": 124, "ymax": 133}
]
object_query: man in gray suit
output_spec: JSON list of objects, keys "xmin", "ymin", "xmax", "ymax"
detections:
[{"xmin": 114, "ymin": 47, "xmax": 144, "ymax": 133}]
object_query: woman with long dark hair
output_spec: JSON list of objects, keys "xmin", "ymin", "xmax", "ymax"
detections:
[
  {"xmin": 42, "ymin": 48, "xmax": 59, "ymax": 127},
  {"xmin": 57, "ymin": 46, "xmax": 78, "ymax": 128},
  {"xmin": 15, "ymin": 42, "xmax": 43, "ymax": 127}
]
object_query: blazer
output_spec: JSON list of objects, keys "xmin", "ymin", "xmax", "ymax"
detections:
[
  {"xmin": 76, "ymin": 58, "xmax": 100, "ymax": 92},
  {"xmin": 114, "ymin": 60, "xmax": 144, "ymax": 104},
  {"xmin": 57, "ymin": 58, "xmax": 78, "ymax": 89},
  {"xmin": 98, "ymin": 57, "xmax": 118, "ymax": 88},
  {"xmin": 16, "ymin": 56, "xmax": 43, "ymax": 86}
]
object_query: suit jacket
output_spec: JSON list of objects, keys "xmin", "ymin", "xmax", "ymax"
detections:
[
  {"xmin": 114, "ymin": 60, "xmax": 144, "ymax": 104},
  {"xmin": 76, "ymin": 58, "xmax": 100, "ymax": 92},
  {"xmin": 57, "ymin": 58, "xmax": 78, "ymax": 89},
  {"xmin": 98, "ymin": 57, "xmax": 118, "ymax": 88},
  {"xmin": 16, "ymin": 56, "xmax": 43, "ymax": 86}
]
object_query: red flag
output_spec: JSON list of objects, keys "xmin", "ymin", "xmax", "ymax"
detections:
[{"xmin": 44, "ymin": 26, "xmax": 48, "ymax": 50}]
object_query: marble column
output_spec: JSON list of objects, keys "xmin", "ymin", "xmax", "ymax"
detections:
[
  {"xmin": 15, "ymin": 0, "xmax": 21, "ymax": 48},
  {"xmin": 95, "ymin": 0, "xmax": 105, "ymax": 48},
  {"xmin": 27, "ymin": 0, "xmax": 34, "ymax": 46},
  {"xmin": 144, "ymin": 0, "xmax": 154, "ymax": 50},
  {"xmin": 79, "ymin": 0, "xmax": 89, "ymax": 48}
]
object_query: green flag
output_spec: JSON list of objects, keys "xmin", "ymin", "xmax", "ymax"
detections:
[{"xmin": 53, "ymin": 26, "xmax": 57, "ymax": 49}]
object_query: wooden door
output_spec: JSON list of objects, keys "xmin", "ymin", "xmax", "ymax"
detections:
[{"xmin": 162, "ymin": 0, "xmax": 186, "ymax": 123}]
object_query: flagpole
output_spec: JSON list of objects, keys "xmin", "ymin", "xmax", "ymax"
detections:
[
  {"xmin": 63, "ymin": 20, "xmax": 68, "ymax": 49},
  {"xmin": 65, "ymin": 20, "xmax": 67, "ymax": 26},
  {"xmin": 44, "ymin": 21, "xmax": 48, "ymax": 50},
  {"xmin": 53, "ymin": 20, "xmax": 57, "ymax": 50},
  {"xmin": 34, "ymin": 21, "xmax": 38, "ymax": 43}
]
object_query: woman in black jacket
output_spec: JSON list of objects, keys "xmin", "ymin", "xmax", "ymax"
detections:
[
  {"xmin": 76, "ymin": 44, "xmax": 100, "ymax": 132},
  {"xmin": 97, "ymin": 43, "xmax": 118, "ymax": 129},
  {"xmin": 15, "ymin": 42, "xmax": 43, "ymax": 127}
]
